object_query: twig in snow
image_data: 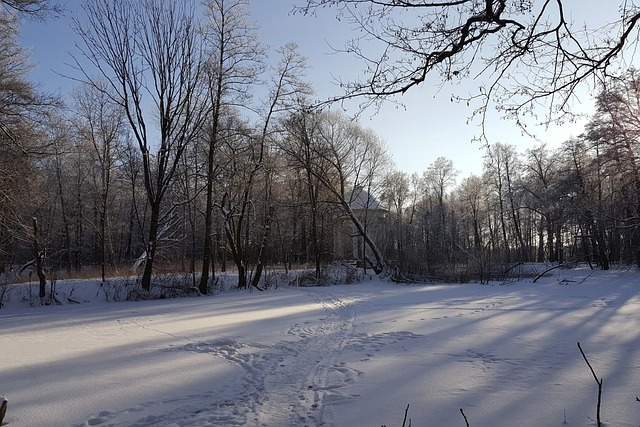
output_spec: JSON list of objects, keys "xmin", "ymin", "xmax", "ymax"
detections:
[
  {"xmin": 381, "ymin": 404, "xmax": 411, "ymax": 427},
  {"xmin": 577, "ymin": 342, "xmax": 603, "ymax": 426},
  {"xmin": 577, "ymin": 270, "xmax": 595, "ymax": 284},
  {"xmin": 0, "ymin": 396, "xmax": 7, "ymax": 425},
  {"xmin": 460, "ymin": 408, "xmax": 470, "ymax": 427},
  {"xmin": 401, "ymin": 404, "xmax": 411, "ymax": 427}
]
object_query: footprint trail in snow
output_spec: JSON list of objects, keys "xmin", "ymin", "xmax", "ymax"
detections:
[
  {"xmin": 79, "ymin": 290, "xmax": 422, "ymax": 427},
  {"xmin": 183, "ymin": 291, "xmax": 361, "ymax": 427}
]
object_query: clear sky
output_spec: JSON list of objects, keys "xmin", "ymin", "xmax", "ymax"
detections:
[{"xmin": 18, "ymin": 0, "xmax": 610, "ymax": 180}]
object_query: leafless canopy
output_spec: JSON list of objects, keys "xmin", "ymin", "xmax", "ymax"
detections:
[
  {"xmin": 0, "ymin": 0, "xmax": 60, "ymax": 19},
  {"xmin": 295, "ymin": 1, "xmax": 640, "ymax": 129}
]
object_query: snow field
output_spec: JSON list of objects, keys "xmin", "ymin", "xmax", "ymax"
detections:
[{"xmin": 1, "ymin": 266, "xmax": 640, "ymax": 426}]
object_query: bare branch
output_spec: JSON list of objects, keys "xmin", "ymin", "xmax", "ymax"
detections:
[{"xmin": 294, "ymin": 1, "xmax": 640, "ymax": 132}]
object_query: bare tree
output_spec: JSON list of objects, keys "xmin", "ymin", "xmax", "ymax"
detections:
[
  {"xmin": 584, "ymin": 70, "xmax": 640, "ymax": 267},
  {"xmin": 280, "ymin": 112, "xmax": 328, "ymax": 278},
  {"xmin": 73, "ymin": 0, "xmax": 206, "ymax": 290},
  {"xmin": 483, "ymin": 142, "xmax": 525, "ymax": 264},
  {"xmin": 71, "ymin": 81, "xmax": 128, "ymax": 282},
  {"xmin": 0, "ymin": 2, "xmax": 60, "ymax": 271},
  {"xmin": 455, "ymin": 174, "xmax": 492, "ymax": 281},
  {"xmin": 0, "ymin": 10, "xmax": 30, "ymax": 262},
  {"xmin": 380, "ymin": 170, "xmax": 411, "ymax": 269},
  {"xmin": 282, "ymin": 110, "xmax": 390, "ymax": 274},
  {"xmin": 0, "ymin": 0, "xmax": 60, "ymax": 18},
  {"xmin": 198, "ymin": 0, "xmax": 263, "ymax": 294},
  {"xmin": 295, "ymin": 1, "xmax": 640, "ymax": 131},
  {"xmin": 423, "ymin": 157, "xmax": 458, "ymax": 263},
  {"xmin": 0, "ymin": 5, "xmax": 55, "ymax": 151},
  {"xmin": 522, "ymin": 144, "xmax": 565, "ymax": 262},
  {"xmin": 219, "ymin": 43, "xmax": 311, "ymax": 289}
]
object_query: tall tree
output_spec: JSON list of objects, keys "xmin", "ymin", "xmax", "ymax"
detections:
[
  {"xmin": 198, "ymin": 0, "xmax": 263, "ymax": 294},
  {"xmin": 0, "ymin": 0, "xmax": 59, "ymax": 270},
  {"xmin": 484, "ymin": 143, "xmax": 522, "ymax": 263},
  {"xmin": 560, "ymin": 138, "xmax": 611, "ymax": 269},
  {"xmin": 380, "ymin": 170, "xmax": 411, "ymax": 269},
  {"xmin": 423, "ymin": 157, "xmax": 458, "ymax": 262},
  {"xmin": 585, "ymin": 70, "xmax": 640, "ymax": 267},
  {"xmin": 73, "ymin": 0, "xmax": 206, "ymax": 290},
  {"xmin": 522, "ymin": 144, "xmax": 564, "ymax": 262},
  {"xmin": 219, "ymin": 43, "xmax": 311, "ymax": 289}
]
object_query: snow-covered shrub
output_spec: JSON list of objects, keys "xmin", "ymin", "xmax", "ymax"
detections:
[
  {"xmin": 253, "ymin": 268, "xmax": 295, "ymax": 289},
  {"xmin": 98, "ymin": 279, "xmax": 136, "ymax": 302},
  {"xmin": 126, "ymin": 273, "xmax": 199, "ymax": 301}
]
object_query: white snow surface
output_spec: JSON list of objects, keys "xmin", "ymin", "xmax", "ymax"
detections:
[{"xmin": 2, "ymin": 266, "xmax": 640, "ymax": 426}]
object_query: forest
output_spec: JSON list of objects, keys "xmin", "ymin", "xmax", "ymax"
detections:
[{"xmin": 3, "ymin": 0, "xmax": 640, "ymax": 294}]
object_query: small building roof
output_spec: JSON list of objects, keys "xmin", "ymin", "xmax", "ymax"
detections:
[{"xmin": 349, "ymin": 187, "xmax": 386, "ymax": 211}]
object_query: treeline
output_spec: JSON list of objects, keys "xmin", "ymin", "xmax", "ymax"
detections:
[
  {"xmin": 2, "ymin": 0, "xmax": 640, "ymax": 291},
  {"xmin": 387, "ymin": 67, "xmax": 640, "ymax": 279}
]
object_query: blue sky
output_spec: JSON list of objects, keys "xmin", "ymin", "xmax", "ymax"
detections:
[{"xmin": 18, "ymin": 0, "xmax": 604, "ymax": 179}]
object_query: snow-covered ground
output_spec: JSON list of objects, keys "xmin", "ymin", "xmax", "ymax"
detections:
[{"xmin": 1, "ymin": 265, "xmax": 640, "ymax": 426}]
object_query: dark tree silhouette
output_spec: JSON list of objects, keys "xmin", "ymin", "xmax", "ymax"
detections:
[{"xmin": 295, "ymin": 1, "xmax": 640, "ymax": 132}]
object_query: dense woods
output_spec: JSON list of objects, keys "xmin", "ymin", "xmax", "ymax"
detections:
[{"xmin": 3, "ymin": 0, "xmax": 640, "ymax": 292}]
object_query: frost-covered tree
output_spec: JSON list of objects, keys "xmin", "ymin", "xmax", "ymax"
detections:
[
  {"xmin": 522, "ymin": 144, "xmax": 565, "ymax": 263},
  {"xmin": 282, "ymin": 110, "xmax": 390, "ymax": 274},
  {"xmin": 584, "ymin": 70, "xmax": 640, "ymax": 267},
  {"xmin": 0, "ymin": 0, "xmax": 59, "ymax": 270},
  {"xmin": 71, "ymin": 81, "xmax": 129, "ymax": 282},
  {"xmin": 218, "ymin": 43, "xmax": 311, "ymax": 289}
]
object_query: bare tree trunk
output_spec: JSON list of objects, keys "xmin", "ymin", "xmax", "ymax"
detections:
[
  {"xmin": 251, "ymin": 204, "xmax": 274, "ymax": 289},
  {"xmin": 306, "ymin": 170, "xmax": 321, "ymax": 278},
  {"xmin": 199, "ymin": 65, "xmax": 223, "ymax": 295},
  {"xmin": 32, "ymin": 218, "xmax": 46, "ymax": 298},
  {"xmin": 0, "ymin": 397, "xmax": 7, "ymax": 425},
  {"xmin": 54, "ymin": 153, "xmax": 72, "ymax": 274},
  {"xmin": 199, "ymin": 142, "xmax": 217, "ymax": 294},
  {"xmin": 140, "ymin": 205, "xmax": 160, "ymax": 291},
  {"xmin": 221, "ymin": 196, "xmax": 247, "ymax": 288}
]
